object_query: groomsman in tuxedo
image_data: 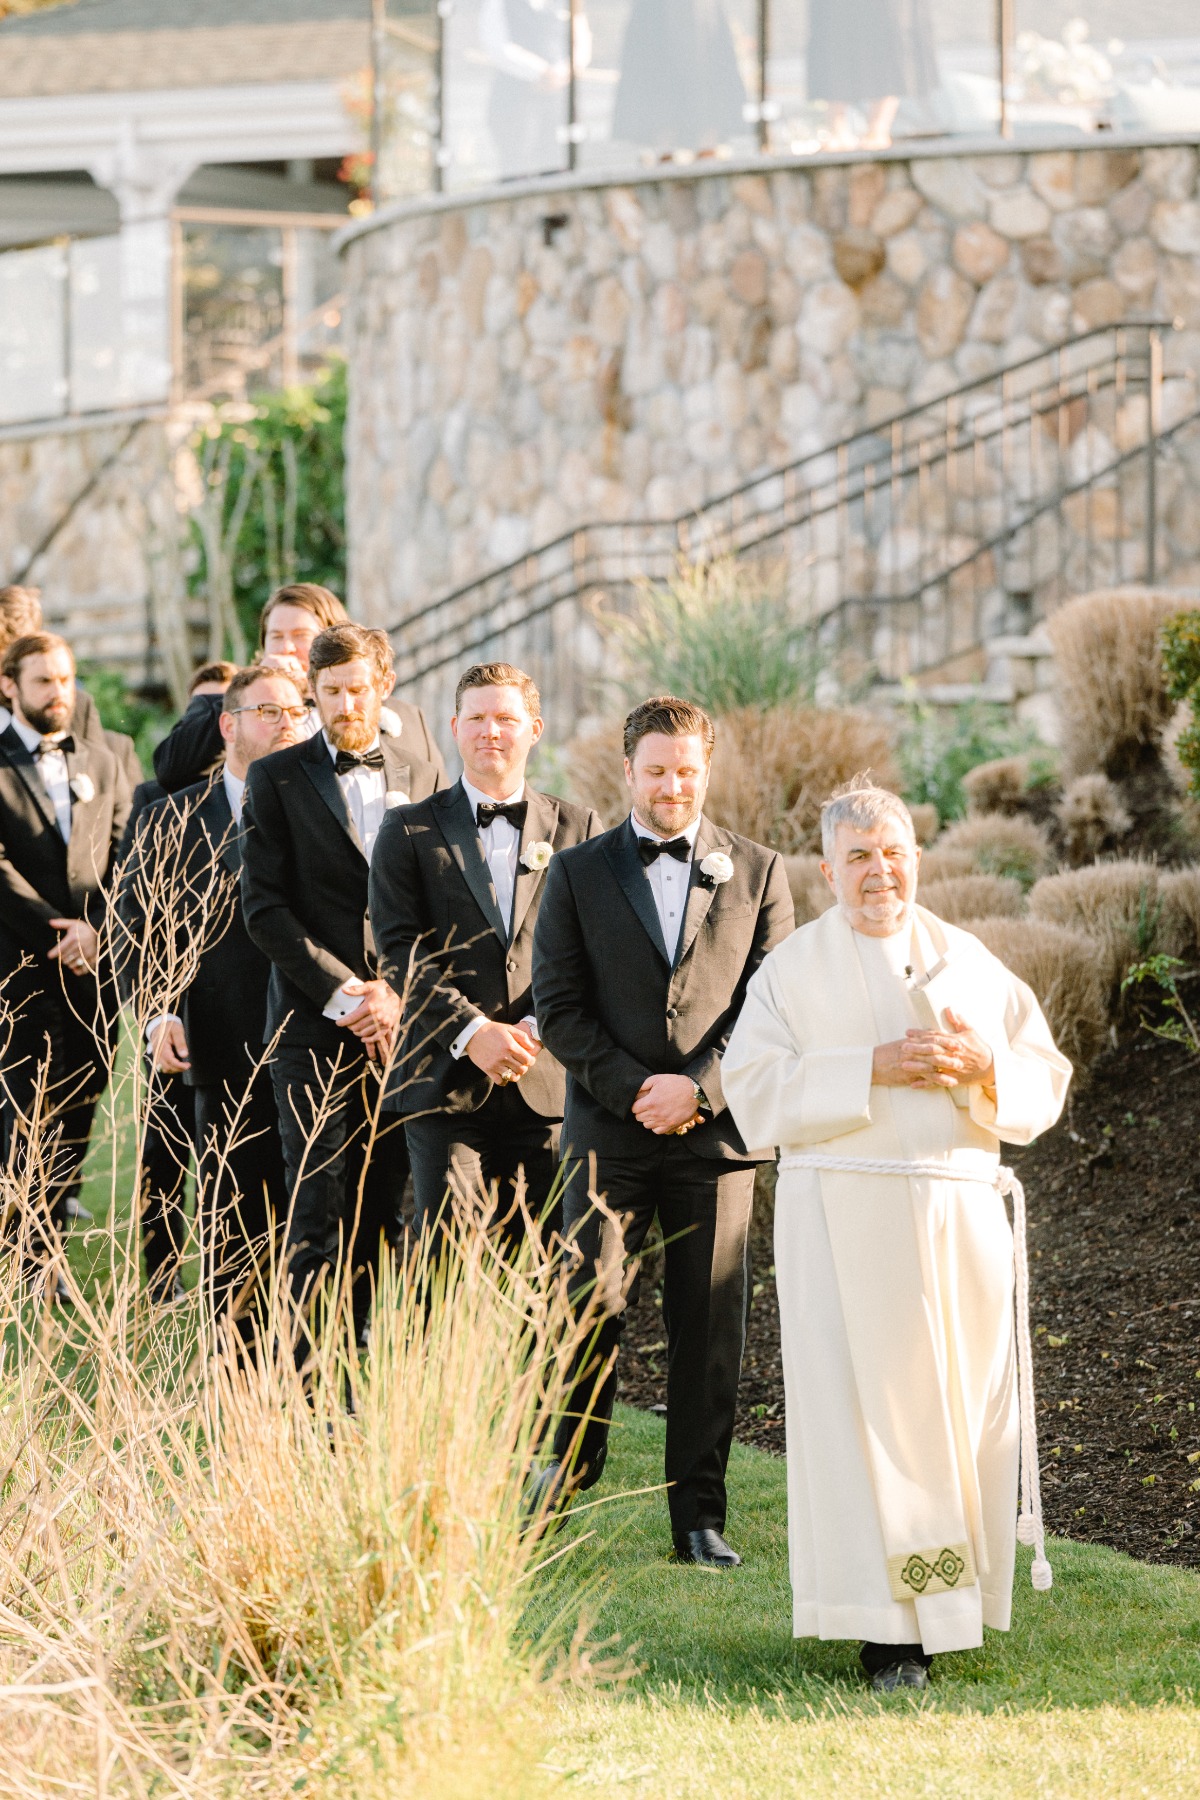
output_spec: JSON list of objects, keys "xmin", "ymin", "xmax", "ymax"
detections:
[
  {"xmin": 531, "ymin": 696, "xmax": 793, "ymax": 1566},
  {"xmin": 120, "ymin": 665, "xmax": 306, "ymax": 1327},
  {"xmin": 241, "ymin": 623, "xmax": 444, "ymax": 1344},
  {"xmin": 154, "ymin": 585, "xmax": 445, "ymax": 793},
  {"xmin": 369, "ymin": 662, "xmax": 602, "ymax": 1252},
  {"xmin": 0, "ymin": 633, "xmax": 131, "ymax": 1287}
]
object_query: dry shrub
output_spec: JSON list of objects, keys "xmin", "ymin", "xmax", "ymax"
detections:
[
  {"xmin": 704, "ymin": 705, "xmax": 899, "ymax": 851},
  {"xmin": 935, "ymin": 814, "xmax": 1054, "ymax": 887},
  {"xmin": 1027, "ymin": 859, "xmax": 1164, "ymax": 992},
  {"xmin": 1055, "ymin": 773, "xmax": 1133, "ymax": 867},
  {"xmin": 1046, "ymin": 587, "xmax": 1184, "ymax": 778},
  {"xmin": 964, "ymin": 915, "xmax": 1109, "ymax": 1074},
  {"xmin": 1157, "ymin": 867, "xmax": 1200, "ymax": 960},
  {"xmin": 963, "ymin": 756, "xmax": 1035, "ymax": 816},
  {"xmin": 908, "ymin": 801, "xmax": 940, "ymax": 845},
  {"xmin": 921, "ymin": 873, "xmax": 1024, "ymax": 924},
  {"xmin": 781, "ymin": 853, "xmax": 834, "ymax": 925},
  {"xmin": 918, "ymin": 845, "xmax": 980, "ymax": 882},
  {"xmin": 564, "ymin": 721, "xmax": 627, "ymax": 823}
]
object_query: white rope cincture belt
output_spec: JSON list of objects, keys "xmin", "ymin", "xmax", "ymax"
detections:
[{"xmin": 778, "ymin": 1152, "xmax": 1052, "ymax": 1593}]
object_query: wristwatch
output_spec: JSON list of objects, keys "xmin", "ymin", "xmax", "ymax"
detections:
[{"xmin": 692, "ymin": 1081, "xmax": 711, "ymax": 1116}]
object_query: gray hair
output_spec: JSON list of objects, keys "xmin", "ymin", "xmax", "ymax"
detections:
[{"xmin": 820, "ymin": 779, "xmax": 916, "ymax": 861}]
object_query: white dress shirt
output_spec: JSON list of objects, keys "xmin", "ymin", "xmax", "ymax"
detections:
[
  {"xmin": 326, "ymin": 730, "xmax": 387, "ymax": 862},
  {"xmin": 223, "ymin": 765, "xmax": 246, "ymax": 819},
  {"xmin": 11, "ymin": 714, "xmax": 71, "ymax": 842},
  {"xmin": 449, "ymin": 776, "xmax": 528, "ymax": 1061},
  {"xmin": 631, "ymin": 810, "xmax": 700, "ymax": 962}
]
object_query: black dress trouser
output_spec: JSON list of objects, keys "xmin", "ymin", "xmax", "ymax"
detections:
[
  {"xmin": 271, "ymin": 1041, "xmax": 409, "ymax": 1343},
  {"xmin": 552, "ymin": 1138, "xmax": 756, "ymax": 1537},
  {"xmin": 404, "ymin": 1082, "xmax": 562, "ymax": 1256},
  {"xmin": 140, "ymin": 1067, "xmax": 193, "ymax": 1300},
  {"xmin": 193, "ymin": 1066, "xmax": 289, "ymax": 1328}
]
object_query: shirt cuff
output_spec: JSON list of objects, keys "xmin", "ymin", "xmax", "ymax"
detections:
[
  {"xmin": 450, "ymin": 1015, "xmax": 488, "ymax": 1060},
  {"xmin": 145, "ymin": 1013, "xmax": 180, "ymax": 1046},
  {"xmin": 323, "ymin": 983, "xmax": 364, "ymax": 1022}
]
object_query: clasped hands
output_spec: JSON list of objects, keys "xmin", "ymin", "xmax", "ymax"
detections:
[
  {"xmin": 872, "ymin": 1008, "xmax": 995, "ymax": 1092},
  {"xmin": 633, "ymin": 1072, "xmax": 703, "ymax": 1136},
  {"xmin": 48, "ymin": 917, "xmax": 98, "ymax": 977},
  {"xmin": 336, "ymin": 978, "xmax": 401, "ymax": 1060},
  {"xmin": 467, "ymin": 1016, "xmax": 542, "ymax": 1085}
]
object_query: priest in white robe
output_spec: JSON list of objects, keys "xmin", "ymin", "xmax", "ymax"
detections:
[{"xmin": 722, "ymin": 779, "xmax": 1070, "ymax": 1691}]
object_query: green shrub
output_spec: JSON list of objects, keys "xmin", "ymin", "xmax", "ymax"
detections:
[
  {"xmin": 607, "ymin": 557, "xmax": 822, "ymax": 714},
  {"xmin": 896, "ymin": 698, "xmax": 1041, "ymax": 823},
  {"xmin": 1162, "ymin": 609, "xmax": 1200, "ymax": 799},
  {"xmin": 189, "ymin": 359, "xmax": 347, "ymax": 659},
  {"xmin": 77, "ymin": 664, "xmax": 171, "ymax": 776}
]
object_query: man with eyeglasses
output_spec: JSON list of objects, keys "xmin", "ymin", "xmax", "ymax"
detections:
[{"xmin": 120, "ymin": 666, "xmax": 306, "ymax": 1336}]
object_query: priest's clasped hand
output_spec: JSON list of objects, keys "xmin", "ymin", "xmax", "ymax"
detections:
[
  {"xmin": 632, "ymin": 1072, "xmax": 703, "ymax": 1135},
  {"xmin": 872, "ymin": 1007, "xmax": 996, "ymax": 1091}
]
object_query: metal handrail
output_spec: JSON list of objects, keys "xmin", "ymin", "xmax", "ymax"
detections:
[{"xmin": 387, "ymin": 321, "xmax": 1168, "ymax": 652}]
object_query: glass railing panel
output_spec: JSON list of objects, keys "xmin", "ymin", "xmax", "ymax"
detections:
[
  {"xmin": 0, "ymin": 242, "xmax": 66, "ymax": 426},
  {"xmin": 442, "ymin": 0, "xmax": 572, "ymax": 188}
]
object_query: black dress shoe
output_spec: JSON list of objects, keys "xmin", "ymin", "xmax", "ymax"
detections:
[
  {"xmin": 523, "ymin": 1458, "xmax": 570, "ymax": 1524},
  {"xmin": 870, "ymin": 1660, "xmax": 929, "ymax": 1693},
  {"xmin": 673, "ymin": 1528, "xmax": 742, "ymax": 1567},
  {"xmin": 64, "ymin": 1196, "xmax": 92, "ymax": 1224}
]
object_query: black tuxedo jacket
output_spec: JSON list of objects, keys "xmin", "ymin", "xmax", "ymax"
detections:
[
  {"xmin": 531, "ymin": 814, "xmax": 794, "ymax": 1162},
  {"xmin": 118, "ymin": 777, "xmax": 274, "ymax": 1089},
  {"xmin": 0, "ymin": 724, "xmax": 130, "ymax": 986},
  {"xmin": 154, "ymin": 693, "xmax": 448, "ymax": 794},
  {"xmin": 369, "ymin": 779, "xmax": 603, "ymax": 1119},
  {"xmin": 240, "ymin": 729, "xmax": 444, "ymax": 1050}
]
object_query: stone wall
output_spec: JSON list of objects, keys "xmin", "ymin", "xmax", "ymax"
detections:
[
  {"xmin": 342, "ymin": 134, "xmax": 1200, "ymax": 629},
  {"xmin": 0, "ymin": 413, "xmax": 196, "ymax": 702}
]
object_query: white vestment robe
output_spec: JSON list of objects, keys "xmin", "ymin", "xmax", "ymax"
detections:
[{"xmin": 723, "ymin": 903, "xmax": 1071, "ymax": 1653}]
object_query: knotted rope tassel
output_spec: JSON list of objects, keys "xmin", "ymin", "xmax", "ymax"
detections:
[{"xmin": 778, "ymin": 1152, "xmax": 1052, "ymax": 1592}]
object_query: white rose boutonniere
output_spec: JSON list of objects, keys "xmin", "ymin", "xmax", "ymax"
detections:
[
  {"xmin": 69, "ymin": 773, "xmax": 95, "ymax": 805},
  {"xmin": 520, "ymin": 840, "xmax": 553, "ymax": 873},
  {"xmin": 384, "ymin": 789, "xmax": 410, "ymax": 810},
  {"xmin": 699, "ymin": 850, "xmax": 734, "ymax": 889}
]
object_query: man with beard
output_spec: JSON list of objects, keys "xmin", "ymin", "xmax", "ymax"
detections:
[
  {"xmin": 0, "ymin": 633, "xmax": 130, "ymax": 1291},
  {"xmin": 369, "ymin": 661, "xmax": 602, "ymax": 1255},
  {"xmin": 153, "ymin": 585, "xmax": 444, "ymax": 793},
  {"xmin": 120, "ymin": 666, "xmax": 307, "ymax": 1333},
  {"xmin": 530, "ymin": 696, "xmax": 793, "ymax": 1566},
  {"xmin": 722, "ymin": 780, "xmax": 1070, "ymax": 1690},
  {"xmin": 241, "ymin": 624, "xmax": 444, "ymax": 1347}
]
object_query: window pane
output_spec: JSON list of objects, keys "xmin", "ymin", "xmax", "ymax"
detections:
[{"xmin": 0, "ymin": 243, "xmax": 66, "ymax": 426}]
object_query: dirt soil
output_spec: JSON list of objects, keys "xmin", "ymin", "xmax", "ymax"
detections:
[{"xmin": 617, "ymin": 1028, "xmax": 1200, "ymax": 1567}]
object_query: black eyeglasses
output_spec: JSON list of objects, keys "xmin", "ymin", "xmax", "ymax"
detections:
[{"xmin": 229, "ymin": 703, "xmax": 309, "ymax": 724}]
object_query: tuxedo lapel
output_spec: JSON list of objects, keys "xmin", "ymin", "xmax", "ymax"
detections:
[
  {"xmin": 196, "ymin": 779, "xmax": 241, "ymax": 875},
  {"xmin": 434, "ymin": 781, "xmax": 508, "ymax": 945},
  {"xmin": 380, "ymin": 738, "xmax": 414, "ymax": 807},
  {"xmin": 508, "ymin": 787, "xmax": 558, "ymax": 946},
  {"xmin": 603, "ymin": 817, "xmax": 670, "ymax": 965},
  {"xmin": 674, "ymin": 815, "xmax": 726, "ymax": 970},
  {"xmin": 0, "ymin": 726, "xmax": 60, "ymax": 838},
  {"xmin": 299, "ymin": 731, "xmax": 365, "ymax": 859}
]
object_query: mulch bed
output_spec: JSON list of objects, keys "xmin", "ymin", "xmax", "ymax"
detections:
[{"xmin": 617, "ymin": 1028, "xmax": 1200, "ymax": 1567}]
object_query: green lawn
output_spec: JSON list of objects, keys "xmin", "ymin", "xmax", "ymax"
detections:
[
  {"xmin": 60, "ymin": 1100, "xmax": 1200, "ymax": 1798},
  {"xmin": 528, "ymin": 1406, "xmax": 1200, "ymax": 1799}
]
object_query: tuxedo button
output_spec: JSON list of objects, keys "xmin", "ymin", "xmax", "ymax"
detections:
[
  {"xmin": 666, "ymin": 1006, "xmax": 677, "ymax": 1019},
  {"xmin": 507, "ymin": 958, "xmax": 517, "ymax": 972}
]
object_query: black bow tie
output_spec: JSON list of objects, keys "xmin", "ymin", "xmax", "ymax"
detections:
[
  {"xmin": 637, "ymin": 834, "xmax": 691, "ymax": 865},
  {"xmin": 334, "ymin": 746, "xmax": 385, "ymax": 775},
  {"xmin": 34, "ymin": 735, "xmax": 73, "ymax": 757},
  {"xmin": 476, "ymin": 800, "xmax": 527, "ymax": 831}
]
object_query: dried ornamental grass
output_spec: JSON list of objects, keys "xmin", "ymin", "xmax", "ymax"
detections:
[
  {"xmin": 935, "ymin": 814, "xmax": 1054, "ymax": 887},
  {"xmin": 1046, "ymin": 587, "xmax": 1184, "ymax": 778},
  {"xmin": 1156, "ymin": 867, "xmax": 1200, "ymax": 961},
  {"xmin": 920, "ymin": 874, "xmax": 1025, "ymax": 925},
  {"xmin": 1027, "ymin": 860, "xmax": 1165, "ymax": 992},
  {"xmin": 565, "ymin": 722, "xmax": 628, "ymax": 824},
  {"xmin": 908, "ymin": 802, "xmax": 940, "ymax": 846},
  {"xmin": 963, "ymin": 915, "xmax": 1109, "ymax": 1074},
  {"xmin": 963, "ymin": 756, "xmax": 1036, "ymax": 817},
  {"xmin": 1055, "ymin": 773, "xmax": 1133, "ymax": 867},
  {"xmin": 918, "ymin": 846, "xmax": 981, "ymax": 883},
  {"xmin": 781, "ymin": 853, "xmax": 834, "ymax": 925},
  {"xmin": 705, "ymin": 704, "xmax": 899, "ymax": 851}
]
